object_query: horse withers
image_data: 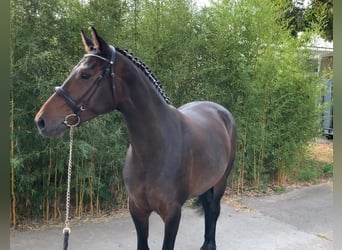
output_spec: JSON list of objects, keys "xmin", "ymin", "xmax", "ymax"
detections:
[{"xmin": 34, "ymin": 27, "xmax": 236, "ymax": 250}]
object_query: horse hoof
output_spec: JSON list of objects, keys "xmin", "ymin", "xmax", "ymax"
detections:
[{"xmin": 200, "ymin": 244, "xmax": 216, "ymax": 250}]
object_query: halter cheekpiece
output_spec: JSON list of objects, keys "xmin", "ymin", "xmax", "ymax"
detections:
[{"xmin": 55, "ymin": 46, "xmax": 116, "ymax": 127}]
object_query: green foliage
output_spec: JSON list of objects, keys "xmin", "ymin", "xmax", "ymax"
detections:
[
  {"xmin": 305, "ymin": 0, "xmax": 333, "ymax": 41},
  {"xmin": 275, "ymin": 0, "xmax": 333, "ymax": 41},
  {"xmin": 298, "ymin": 165, "xmax": 320, "ymax": 182},
  {"xmin": 321, "ymin": 163, "xmax": 333, "ymax": 178},
  {"xmin": 10, "ymin": 0, "xmax": 327, "ymax": 224},
  {"xmin": 296, "ymin": 155, "xmax": 333, "ymax": 183}
]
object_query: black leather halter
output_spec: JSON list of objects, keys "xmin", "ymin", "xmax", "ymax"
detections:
[{"xmin": 55, "ymin": 46, "xmax": 116, "ymax": 127}]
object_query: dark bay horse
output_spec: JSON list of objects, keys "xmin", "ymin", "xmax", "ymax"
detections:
[{"xmin": 34, "ymin": 27, "xmax": 236, "ymax": 250}]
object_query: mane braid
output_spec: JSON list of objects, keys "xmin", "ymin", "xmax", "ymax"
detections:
[{"xmin": 116, "ymin": 48, "xmax": 171, "ymax": 105}]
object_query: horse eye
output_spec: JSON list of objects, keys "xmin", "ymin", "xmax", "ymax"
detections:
[{"xmin": 80, "ymin": 72, "xmax": 91, "ymax": 80}]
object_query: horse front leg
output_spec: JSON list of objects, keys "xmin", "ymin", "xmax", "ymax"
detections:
[
  {"xmin": 161, "ymin": 204, "xmax": 182, "ymax": 250},
  {"xmin": 129, "ymin": 199, "xmax": 152, "ymax": 250}
]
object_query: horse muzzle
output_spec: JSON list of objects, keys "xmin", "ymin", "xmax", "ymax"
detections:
[{"xmin": 34, "ymin": 114, "xmax": 69, "ymax": 138}]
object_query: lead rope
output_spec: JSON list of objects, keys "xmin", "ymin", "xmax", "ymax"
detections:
[{"xmin": 63, "ymin": 126, "xmax": 75, "ymax": 250}]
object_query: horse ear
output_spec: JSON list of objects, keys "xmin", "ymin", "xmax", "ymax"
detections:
[
  {"xmin": 90, "ymin": 26, "xmax": 110, "ymax": 55},
  {"xmin": 81, "ymin": 30, "xmax": 94, "ymax": 53}
]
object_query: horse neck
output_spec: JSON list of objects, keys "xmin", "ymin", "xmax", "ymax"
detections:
[{"xmin": 115, "ymin": 52, "xmax": 174, "ymax": 154}]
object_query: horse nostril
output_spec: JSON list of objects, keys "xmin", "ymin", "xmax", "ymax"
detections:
[{"xmin": 37, "ymin": 117, "xmax": 45, "ymax": 130}]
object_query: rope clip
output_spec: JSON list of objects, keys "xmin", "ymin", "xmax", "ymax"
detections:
[
  {"xmin": 64, "ymin": 114, "xmax": 81, "ymax": 127},
  {"xmin": 63, "ymin": 227, "xmax": 71, "ymax": 234}
]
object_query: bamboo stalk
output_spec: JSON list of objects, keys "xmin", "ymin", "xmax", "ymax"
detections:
[
  {"xmin": 79, "ymin": 179, "xmax": 84, "ymax": 217},
  {"xmin": 238, "ymin": 108, "xmax": 249, "ymax": 194},
  {"xmin": 54, "ymin": 163, "xmax": 58, "ymax": 220},
  {"xmin": 96, "ymin": 162, "xmax": 102, "ymax": 215},
  {"xmin": 75, "ymin": 161, "xmax": 79, "ymax": 216},
  {"xmin": 10, "ymin": 90, "xmax": 16, "ymax": 228},
  {"xmin": 78, "ymin": 160, "xmax": 84, "ymax": 217},
  {"xmin": 45, "ymin": 149, "xmax": 52, "ymax": 221},
  {"xmin": 58, "ymin": 172, "xmax": 63, "ymax": 219},
  {"xmin": 96, "ymin": 195, "xmax": 100, "ymax": 215},
  {"xmin": 89, "ymin": 175, "xmax": 93, "ymax": 216}
]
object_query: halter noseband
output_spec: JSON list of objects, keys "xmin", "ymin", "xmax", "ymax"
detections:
[{"xmin": 55, "ymin": 46, "xmax": 116, "ymax": 127}]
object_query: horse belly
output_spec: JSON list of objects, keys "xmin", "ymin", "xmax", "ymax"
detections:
[
  {"xmin": 187, "ymin": 143, "xmax": 230, "ymax": 198},
  {"xmin": 123, "ymin": 145, "xmax": 188, "ymax": 212},
  {"xmin": 124, "ymin": 173, "xmax": 188, "ymax": 214}
]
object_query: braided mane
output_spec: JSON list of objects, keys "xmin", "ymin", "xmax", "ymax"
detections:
[{"xmin": 116, "ymin": 48, "xmax": 171, "ymax": 105}]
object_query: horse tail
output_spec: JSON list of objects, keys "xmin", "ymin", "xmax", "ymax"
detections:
[{"xmin": 189, "ymin": 198, "xmax": 204, "ymax": 216}]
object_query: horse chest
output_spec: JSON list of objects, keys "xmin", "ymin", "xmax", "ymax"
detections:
[
  {"xmin": 124, "ymin": 171, "xmax": 171, "ymax": 211},
  {"xmin": 123, "ymin": 156, "xmax": 187, "ymax": 211},
  {"xmin": 124, "ymin": 165, "xmax": 172, "ymax": 195}
]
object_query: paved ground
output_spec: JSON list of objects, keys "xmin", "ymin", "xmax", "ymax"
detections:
[{"xmin": 10, "ymin": 182, "xmax": 333, "ymax": 250}]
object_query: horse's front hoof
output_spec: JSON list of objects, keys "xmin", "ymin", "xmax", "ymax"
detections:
[{"xmin": 200, "ymin": 243, "xmax": 216, "ymax": 250}]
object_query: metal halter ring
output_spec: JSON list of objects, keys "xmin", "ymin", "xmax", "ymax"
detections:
[{"xmin": 64, "ymin": 114, "xmax": 81, "ymax": 127}]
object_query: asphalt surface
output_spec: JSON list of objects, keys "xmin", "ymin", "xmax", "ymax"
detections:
[{"xmin": 10, "ymin": 182, "xmax": 333, "ymax": 250}]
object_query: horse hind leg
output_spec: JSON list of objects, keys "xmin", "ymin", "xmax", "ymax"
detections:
[
  {"xmin": 199, "ymin": 170, "xmax": 230, "ymax": 250},
  {"xmin": 199, "ymin": 188, "xmax": 218, "ymax": 250}
]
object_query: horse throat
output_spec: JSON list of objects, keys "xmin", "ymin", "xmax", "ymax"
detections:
[{"xmin": 113, "ymin": 50, "xmax": 174, "ymax": 158}]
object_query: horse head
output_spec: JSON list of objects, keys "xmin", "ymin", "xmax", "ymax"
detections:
[{"xmin": 35, "ymin": 27, "xmax": 118, "ymax": 138}]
